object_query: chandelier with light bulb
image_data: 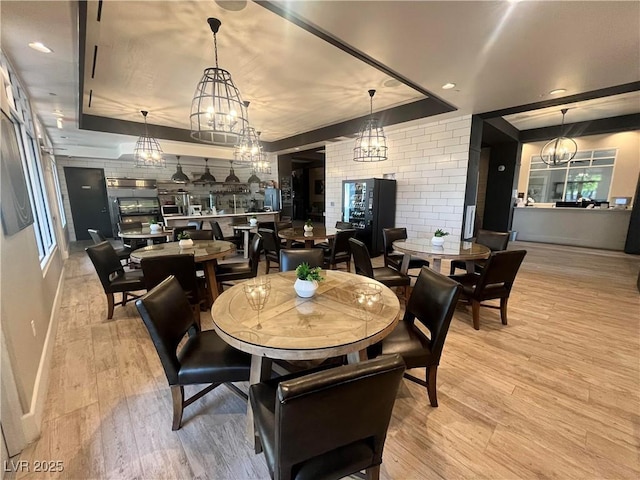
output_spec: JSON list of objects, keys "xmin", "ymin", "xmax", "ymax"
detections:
[
  {"xmin": 353, "ymin": 89, "xmax": 388, "ymax": 162},
  {"xmin": 134, "ymin": 110, "xmax": 165, "ymax": 167},
  {"xmin": 190, "ymin": 18, "xmax": 248, "ymax": 146}
]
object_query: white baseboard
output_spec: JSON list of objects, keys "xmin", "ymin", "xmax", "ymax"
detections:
[{"xmin": 20, "ymin": 265, "xmax": 65, "ymax": 442}]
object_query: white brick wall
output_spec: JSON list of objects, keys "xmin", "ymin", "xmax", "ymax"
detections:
[{"xmin": 325, "ymin": 115, "xmax": 471, "ymax": 242}]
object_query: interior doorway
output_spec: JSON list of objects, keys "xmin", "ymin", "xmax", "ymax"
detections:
[
  {"xmin": 278, "ymin": 148, "xmax": 325, "ymax": 224},
  {"xmin": 63, "ymin": 167, "xmax": 112, "ymax": 240}
]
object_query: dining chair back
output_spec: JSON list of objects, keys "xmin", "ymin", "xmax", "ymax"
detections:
[
  {"xmin": 449, "ymin": 229, "xmax": 510, "ymax": 274},
  {"xmin": 119, "ymin": 221, "xmax": 142, "ymax": 232},
  {"xmin": 369, "ymin": 267, "xmax": 461, "ymax": 407},
  {"xmin": 172, "ymin": 225, "xmax": 198, "ymax": 242},
  {"xmin": 279, "ymin": 248, "xmax": 324, "ymax": 272},
  {"xmin": 259, "ymin": 228, "xmax": 281, "ymax": 273},
  {"xmin": 349, "ymin": 237, "xmax": 411, "ymax": 299},
  {"xmin": 382, "ymin": 227, "xmax": 429, "ymax": 273},
  {"xmin": 209, "ymin": 221, "xmax": 242, "ymax": 248},
  {"xmin": 335, "ymin": 221, "xmax": 352, "ymax": 229},
  {"xmin": 88, "ymin": 228, "xmax": 132, "ymax": 264},
  {"xmin": 249, "ymin": 354, "xmax": 406, "ymax": 480},
  {"xmin": 85, "ymin": 241, "xmax": 145, "ymax": 319},
  {"xmin": 187, "ymin": 220, "xmax": 203, "ymax": 230},
  {"xmin": 136, "ymin": 276, "xmax": 251, "ymax": 430},
  {"xmin": 188, "ymin": 229, "xmax": 214, "ymax": 240},
  {"xmin": 324, "ymin": 228, "xmax": 356, "ymax": 271},
  {"xmin": 215, "ymin": 233, "xmax": 263, "ymax": 293},
  {"xmin": 140, "ymin": 254, "xmax": 204, "ymax": 325},
  {"xmin": 450, "ymin": 249, "xmax": 527, "ymax": 329}
]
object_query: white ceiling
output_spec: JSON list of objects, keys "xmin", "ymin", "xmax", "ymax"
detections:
[{"xmin": 1, "ymin": 0, "xmax": 639, "ymax": 160}]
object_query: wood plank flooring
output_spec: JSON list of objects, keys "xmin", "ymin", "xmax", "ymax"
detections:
[{"xmin": 9, "ymin": 241, "xmax": 640, "ymax": 479}]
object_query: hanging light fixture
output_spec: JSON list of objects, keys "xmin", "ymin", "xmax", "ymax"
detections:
[
  {"xmin": 134, "ymin": 111, "xmax": 165, "ymax": 167},
  {"xmin": 190, "ymin": 18, "xmax": 248, "ymax": 146},
  {"xmin": 171, "ymin": 155, "xmax": 190, "ymax": 183},
  {"xmin": 234, "ymin": 101, "xmax": 264, "ymax": 167},
  {"xmin": 251, "ymin": 131, "xmax": 271, "ymax": 174},
  {"xmin": 353, "ymin": 89, "xmax": 388, "ymax": 162},
  {"xmin": 540, "ymin": 108, "xmax": 577, "ymax": 166},
  {"xmin": 247, "ymin": 170, "xmax": 261, "ymax": 184},
  {"xmin": 224, "ymin": 161, "xmax": 240, "ymax": 183},
  {"xmin": 196, "ymin": 158, "xmax": 216, "ymax": 184}
]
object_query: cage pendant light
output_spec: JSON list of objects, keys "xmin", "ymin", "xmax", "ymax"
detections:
[
  {"xmin": 252, "ymin": 131, "xmax": 271, "ymax": 174},
  {"xmin": 353, "ymin": 89, "xmax": 388, "ymax": 162},
  {"xmin": 190, "ymin": 18, "xmax": 248, "ymax": 146},
  {"xmin": 234, "ymin": 101, "xmax": 264, "ymax": 166},
  {"xmin": 540, "ymin": 108, "xmax": 577, "ymax": 166},
  {"xmin": 134, "ymin": 111, "xmax": 165, "ymax": 167}
]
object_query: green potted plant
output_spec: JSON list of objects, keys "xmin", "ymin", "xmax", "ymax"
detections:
[
  {"xmin": 431, "ymin": 228, "xmax": 449, "ymax": 246},
  {"xmin": 304, "ymin": 219, "xmax": 314, "ymax": 233},
  {"xmin": 149, "ymin": 219, "xmax": 162, "ymax": 233},
  {"xmin": 177, "ymin": 231, "xmax": 193, "ymax": 248},
  {"xmin": 294, "ymin": 262, "xmax": 324, "ymax": 297}
]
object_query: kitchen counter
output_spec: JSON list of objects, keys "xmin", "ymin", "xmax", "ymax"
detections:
[{"xmin": 512, "ymin": 207, "xmax": 631, "ymax": 250}]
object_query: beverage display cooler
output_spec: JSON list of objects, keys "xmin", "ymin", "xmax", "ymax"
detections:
[{"xmin": 342, "ymin": 178, "xmax": 396, "ymax": 255}]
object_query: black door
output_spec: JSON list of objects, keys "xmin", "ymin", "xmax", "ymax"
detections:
[{"xmin": 64, "ymin": 167, "xmax": 112, "ymax": 240}]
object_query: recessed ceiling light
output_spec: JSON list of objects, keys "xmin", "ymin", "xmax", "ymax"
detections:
[
  {"xmin": 60, "ymin": 136, "xmax": 68, "ymax": 139},
  {"xmin": 442, "ymin": 83, "xmax": 456, "ymax": 90},
  {"xmin": 53, "ymin": 110, "xmax": 63, "ymax": 117},
  {"xmin": 549, "ymin": 88, "xmax": 567, "ymax": 95},
  {"xmin": 383, "ymin": 78, "xmax": 402, "ymax": 88},
  {"xmin": 56, "ymin": 118, "xmax": 63, "ymax": 129},
  {"xmin": 49, "ymin": 92, "xmax": 57, "ymax": 96},
  {"xmin": 28, "ymin": 42, "xmax": 53, "ymax": 54}
]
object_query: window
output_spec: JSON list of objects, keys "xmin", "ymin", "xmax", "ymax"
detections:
[
  {"xmin": 2, "ymin": 54, "xmax": 57, "ymax": 266},
  {"xmin": 527, "ymin": 149, "xmax": 616, "ymax": 203}
]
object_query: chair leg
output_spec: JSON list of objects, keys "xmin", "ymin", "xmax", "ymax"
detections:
[
  {"xmin": 426, "ymin": 365, "xmax": 438, "ymax": 407},
  {"xmin": 471, "ymin": 300, "xmax": 481, "ymax": 330},
  {"xmin": 265, "ymin": 260, "xmax": 270, "ymax": 274},
  {"xmin": 365, "ymin": 465, "xmax": 380, "ymax": 480},
  {"xmin": 106, "ymin": 293, "xmax": 115, "ymax": 319},
  {"xmin": 122, "ymin": 292, "xmax": 128, "ymax": 306},
  {"xmin": 500, "ymin": 297, "xmax": 509, "ymax": 325},
  {"xmin": 171, "ymin": 385, "xmax": 185, "ymax": 431},
  {"xmin": 346, "ymin": 260, "xmax": 351, "ymax": 272}
]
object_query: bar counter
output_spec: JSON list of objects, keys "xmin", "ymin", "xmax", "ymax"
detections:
[{"xmin": 512, "ymin": 207, "xmax": 631, "ymax": 250}]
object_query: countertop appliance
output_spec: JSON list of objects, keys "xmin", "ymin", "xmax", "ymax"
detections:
[
  {"xmin": 107, "ymin": 177, "xmax": 160, "ymax": 236},
  {"xmin": 342, "ymin": 178, "xmax": 396, "ymax": 255},
  {"xmin": 116, "ymin": 197, "xmax": 161, "ymax": 226},
  {"xmin": 264, "ymin": 187, "xmax": 282, "ymax": 212}
]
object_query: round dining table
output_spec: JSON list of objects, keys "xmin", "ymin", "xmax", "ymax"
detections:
[
  {"xmin": 278, "ymin": 226, "xmax": 338, "ymax": 248},
  {"xmin": 130, "ymin": 240, "xmax": 236, "ymax": 304},
  {"xmin": 119, "ymin": 227, "xmax": 172, "ymax": 245},
  {"xmin": 393, "ymin": 238, "xmax": 491, "ymax": 274},
  {"xmin": 211, "ymin": 269, "xmax": 401, "ymax": 442}
]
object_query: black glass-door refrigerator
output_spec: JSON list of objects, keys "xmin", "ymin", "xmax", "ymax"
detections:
[{"xmin": 342, "ymin": 178, "xmax": 396, "ymax": 256}]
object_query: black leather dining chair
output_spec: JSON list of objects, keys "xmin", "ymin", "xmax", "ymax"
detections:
[
  {"xmin": 118, "ymin": 221, "xmax": 146, "ymax": 249},
  {"xmin": 250, "ymin": 355, "xmax": 405, "ymax": 480},
  {"xmin": 86, "ymin": 241, "xmax": 145, "ymax": 319},
  {"xmin": 349, "ymin": 237, "xmax": 411, "ymax": 300},
  {"xmin": 88, "ymin": 228, "xmax": 131, "ymax": 265},
  {"xmin": 450, "ymin": 249, "xmax": 527, "ymax": 330},
  {"xmin": 368, "ymin": 267, "xmax": 461, "ymax": 407},
  {"xmin": 215, "ymin": 233, "xmax": 263, "ymax": 293},
  {"xmin": 187, "ymin": 229, "xmax": 214, "ymax": 240},
  {"xmin": 140, "ymin": 254, "xmax": 206, "ymax": 324},
  {"xmin": 259, "ymin": 228, "xmax": 282, "ymax": 274},
  {"xmin": 449, "ymin": 229, "xmax": 510, "ymax": 274},
  {"xmin": 136, "ymin": 276, "xmax": 251, "ymax": 430},
  {"xmin": 382, "ymin": 227, "xmax": 429, "ymax": 275},
  {"xmin": 322, "ymin": 228, "xmax": 356, "ymax": 271},
  {"xmin": 279, "ymin": 248, "xmax": 324, "ymax": 272}
]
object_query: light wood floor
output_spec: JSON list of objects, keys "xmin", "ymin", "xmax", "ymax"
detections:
[{"xmin": 10, "ymin": 241, "xmax": 640, "ymax": 479}]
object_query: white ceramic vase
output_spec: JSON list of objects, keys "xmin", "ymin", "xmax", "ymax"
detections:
[
  {"xmin": 304, "ymin": 225, "xmax": 313, "ymax": 232},
  {"xmin": 431, "ymin": 236, "xmax": 445, "ymax": 246},
  {"xmin": 149, "ymin": 224, "xmax": 162, "ymax": 233},
  {"xmin": 294, "ymin": 278, "xmax": 318, "ymax": 298},
  {"xmin": 179, "ymin": 238, "xmax": 194, "ymax": 248},
  {"xmin": 249, "ymin": 218, "xmax": 258, "ymax": 227}
]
